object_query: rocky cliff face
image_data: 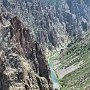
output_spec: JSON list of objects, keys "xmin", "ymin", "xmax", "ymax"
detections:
[
  {"xmin": 0, "ymin": 0, "xmax": 90, "ymax": 89},
  {"xmin": 0, "ymin": 0, "xmax": 90, "ymax": 48},
  {"xmin": 0, "ymin": 0, "xmax": 69, "ymax": 48},
  {"xmin": 0, "ymin": 13, "xmax": 52, "ymax": 90}
]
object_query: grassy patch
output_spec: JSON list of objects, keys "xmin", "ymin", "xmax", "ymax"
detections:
[
  {"xmin": 58, "ymin": 32, "xmax": 90, "ymax": 90},
  {"xmin": 48, "ymin": 31, "xmax": 90, "ymax": 90}
]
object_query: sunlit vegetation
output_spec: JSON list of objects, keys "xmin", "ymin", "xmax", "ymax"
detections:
[
  {"xmin": 58, "ymin": 32, "xmax": 90, "ymax": 90},
  {"xmin": 49, "ymin": 31, "xmax": 90, "ymax": 90}
]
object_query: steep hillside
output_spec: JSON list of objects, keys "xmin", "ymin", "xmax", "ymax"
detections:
[
  {"xmin": 0, "ymin": 0, "xmax": 69, "ymax": 48},
  {"xmin": 0, "ymin": 0, "xmax": 90, "ymax": 90},
  {"xmin": 0, "ymin": 12, "xmax": 52, "ymax": 90},
  {"xmin": 51, "ymin": 31, "xmax": 90, "ymax": 90},
  {"xmin": 1, "ymin": 0, "xmax": 90, "ymax": 48}
]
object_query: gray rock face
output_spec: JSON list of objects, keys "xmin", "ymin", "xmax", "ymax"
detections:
[
  {"xmin": 0, "ymin": 0, "xmax": 69, "ymax": 48},
  {"xmin": 0, "ymin": 13, "xmax": 52, "ymax": 90},
  {"xmin": 0, "ymin": 0, "xmax": 90, "ymax": 48},
  {"xmin": 0, "ymin": 0, "xmax": 90, "ymax": 89}
]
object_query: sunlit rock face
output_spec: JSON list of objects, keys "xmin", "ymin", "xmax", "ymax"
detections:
[
  {"xmin": 0, "ymin": 0, "xmax": 90, "ymax": 48},
  {"xmin": 0, "ymin": 0, "xmax": 69, "ymax": 48},
  {"xmin": 0, "ymin": 13, "xmax": 53, "ymax": 90},
  {"xmin": 0, "ymin": 0, "xmax": 90, "ymax": 90}
]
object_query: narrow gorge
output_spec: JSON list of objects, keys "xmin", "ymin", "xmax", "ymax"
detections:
[{"xmin": 0, "ymin": 0, "xmax": 90, "ymax": 90}]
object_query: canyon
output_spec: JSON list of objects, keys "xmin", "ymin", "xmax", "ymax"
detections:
[
  {"xmin": 0, "ymin": 0, "xmax": 90, "ymax": 90},
  {"xmin": 0, "ymin": 13, "xmax": 52, "ymax": 90}
]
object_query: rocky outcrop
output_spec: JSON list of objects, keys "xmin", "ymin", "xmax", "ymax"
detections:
[
  {"xmin": 0, "ymin": 13, "xmax": 52, "ymax": 90},
  {"xmin": 0, "ymin": 0, "xmax": 70, "ymax": 48},
  {"xmin": 0, "ymin": 0, "xmax": 90, "ymax": 48}
]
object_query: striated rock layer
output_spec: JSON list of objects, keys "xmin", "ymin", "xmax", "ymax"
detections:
[
  {"xmin": 0, "ymin": 13, "xmax": 52, "ymax": 90},
  {"xmin": 0, "ymin": 0, "xmax": 70, "ymax": 48},
  {"xmin": 0, "ymin": 0, "xmax": 90, "ymax": 48}
]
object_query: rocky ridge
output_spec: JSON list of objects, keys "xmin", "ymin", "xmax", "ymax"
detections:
[
  {"xmin": 0, "ymin": 12, "xmax": 52, "ymax": 90},
  {"xmin": 0, "ymin": 0, "xmax": 90, "ymax": 49}
]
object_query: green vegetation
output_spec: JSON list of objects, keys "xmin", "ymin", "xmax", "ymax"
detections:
[
  {"xmin": 48, "ymin": 31, "xmax": 90, "ymax": 90},
  {"xmin": 59, "ymin": 32, "xmax": 90, "ymax": 90},
  {"xmin": 48, "ymin": 51, "xmax": 60, "ymax": 61}
]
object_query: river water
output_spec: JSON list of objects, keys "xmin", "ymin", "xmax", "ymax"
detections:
[{"xmin": 49, "ymin": 61, "xmax": 60, "ymax": 90}]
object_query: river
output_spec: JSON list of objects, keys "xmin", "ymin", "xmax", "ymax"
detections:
[{"xmin": 49, "ymin": 61, "xmax": 60, "ymax": 90}]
